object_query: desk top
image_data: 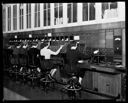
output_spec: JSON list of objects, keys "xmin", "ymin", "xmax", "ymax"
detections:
[{"xmin": 77, "ymin": 62, "xmax": 126, "ymax": 74}]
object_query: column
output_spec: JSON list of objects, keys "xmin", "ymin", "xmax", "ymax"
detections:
[
  {"xmin": 77, "ymin": 3, "xmax": 82, "ymax": 23},
  {"xmin": 95, "ymin": 3, "xmax": 102, "ymax": 20},
  {"xmin": 40, "ymin": 3, "xmax": 44, "ymax": 28},
  {"xmin": 63, "ymin": 3, "xmax": 67, "ymax": 25},
  {"xmin": 51, "ymin": 3, "xmax": 54, "ymax": 27}
]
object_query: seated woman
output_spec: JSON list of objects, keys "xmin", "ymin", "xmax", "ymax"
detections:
[
  {"xmin": 60, "ymin": 41, "xmax": 91, "ymax": 85},
  {"xmin": 40, "ymin": 41, "xmax": 64, "ymax": 79}
]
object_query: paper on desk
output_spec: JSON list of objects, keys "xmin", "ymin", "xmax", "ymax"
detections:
[{"xmin": 115, "ymin": 65, "xmax": 124, "ymax": 68}]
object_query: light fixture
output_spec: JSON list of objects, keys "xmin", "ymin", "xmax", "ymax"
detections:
[
  {"xmin": 65, "ymin": 38, "xmax": 69, "ymax": 41},
  {"xmin": 14, "ymin": 35, "xmax": 17, "ymax": 39},
  {"xmin": 74, "ymin": 36, "xmax": 80, "ymax": 40},
  {"xmin": 29, "ymin": 34, "xmax": 32, "ymax": 38},
  {"xmin": 41, "ymin": 39, "xmax": 44, "ymax": 41},
  {"xmin": 48, "ymin": 33, "xmax": 52, "ymax": 37},
  {"xmin": 115, "ymin": 38, "xmax": 121, "ymax": 41}
]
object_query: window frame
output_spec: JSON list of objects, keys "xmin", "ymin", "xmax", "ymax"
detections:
[
  {"xmin": 67, "ymin": 3, "xmax": 77, "ymax": 23},
  {"xmin": 43, "ymin": 3, "xmax": 51, "ymax": 26},
  {"xmin": 26, "ymin": 3, "xmax": 31, "ymax": 29},
  {"xmin": 2, "ymin": 7, "xmax": 6, "ymax": 32},
  {"xmin": 8, "ymin": 6, "xmax": 11, "ymax": 31},
  {"xmin": 34, "ymin": 3, "xmax": 40, "ymax": 27},
  {"xmin": 102, "ymin": 2, "xmax": 118, "ymax": 19},
  {"xmin": 54, "ymin": 3, "xmax": 63, "ymax": 25},
  {"xmin": 13, "ymin": 5, "xmax": 17, "ymax": 30},
  {"xmin": 19, "ymin": 4, "xmax": 24, "ymax": 30}
]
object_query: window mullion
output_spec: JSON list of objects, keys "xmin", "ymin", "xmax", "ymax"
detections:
[
  {"xmin": 71, "ymin": 3, "xmax": 73, "ymax": 23},
  {"xmin": 46, "ymin": 4, "xmax": 48, "ymax": 26},
  {"xmin": 88, "ymin": 3, "xmax": 89, "ymax": 21}
]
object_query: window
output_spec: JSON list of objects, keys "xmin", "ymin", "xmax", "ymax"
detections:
[
  {"xmin": 26, "ymin": 4, "xmax": 31, "ymax": 28},
  {"xmin": 83, "ymin": 3, "xmax": 95, "ymax": 21},
  {"xmin": 2, "ymin": 8, "xmax": 6, "ymax": 32},
  {"xmin": 44, "ymin": 3, "xmax": 51, "ymax": 26},
  {"xmin": 13, "ymin": 5, "xmax": 17, "ymax": 30},
  {"xmin": 89, "ymin": 3, "xmax": 95, "ymax": 20},
  {"xmin": 102, "ymin": 2, "xmax": 118, "ymax": 19},
  {"xmin": 83, "ymin": 3, "xmax": 88, "ymax": 21},
  {"xmin": 8, "ymin": 6, "xmax": 11, "ymax": 31},
  {"xmin": 35, "ymin": 3, "xmax": 40, "ymax": 27},
  {"xmin": 54, "ymin": 3, "xmax": 63, "ymax": 25},
  {"xmin": 67, "ymin": 3, "xmax": 77, "ymax": 23},
  {"xmin": 19, "ymin": 4, "xmax": 24, "ymax": 29}
]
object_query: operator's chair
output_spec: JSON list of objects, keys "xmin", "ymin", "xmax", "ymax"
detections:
[
  {"xmin": 10, "ymin": 44, "xmax": 21, "ymax": 82},
  {"xmin": 39, "ymin": 56, "xmax": 56, "ymax": 92},
  {"xmin": 63, "ymin": 73, "xmax": 82, "ymax": 100},
  {"xmin": 27, "ymin": 47, "xmax": 41, "ymax": 88},
  {"xmin": 18, "ymin": 46, "xmax": 29, "ymax": 85}
]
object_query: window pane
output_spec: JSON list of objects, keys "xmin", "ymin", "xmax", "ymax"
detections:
[
  {"xmin": 35, "ymin": 13, "xmax": 37, "ymax": 27},
  {"xmin": 67, "ymin": 4, "xmax": 71, "ymax": 23},
  {"xmin": 38, "ymin": 4, "xmax": 40, "ymax": 11},
  {"xmin": 44, "ymin": 10, "xmax": 46, "ymax": 26},
  {"xmin": 110, "ymin": 2, "xmax": 117, "ymax": 9},
  {"xmin": 44, "ymin": 3, "xmax": 46, "ymax": 9},
  {"xmin": 83, "ymin": 3, "xmax": 88, "ymax": 21},
  {"xmin": 89, "ymin": 3, "xmax": 95, "ymax": 20},
  {"xmin": 29, "ymin": 14, "xmax": 31, "ymax": 28},
  {"xmin": 13, "ymin": 5, "xmax": 17, "ymax": 30},
  {"xmin": 73, "ymin": 3, "xmax": 77, "ymax": 22},
  {"xmin": 38, "ymin": 12, "xmax": 40, "ymax": 27},
  {"xmin": 29, "ymin": 4, "xmax": 31, "ymax": 13},
  {"xmin": 3, "ymin": 8, "xmax": 6, "ymax": 31},
  {"xmin": 102, "ymin": 3, "xmax": 109, "ymax": 18},
  {"xmin": 22, "ymin": 16, "xmax": 24, "ymax": 29},
  {"xmin": 60, "ymin": 3, "xmax": 62, "ymax": 6},
  {"xmin": 54, "ymin": 7, "xmax": 58, "ymax": 25},
  {"xmin": 26, "ymin": 4, "xmax": 28, "ymax": 14},
  {"xmin": 8, "ymin": 7, "xmax": 11, "ymax": 31},
  {"xmin": 48, "ymin": 9, "xmax": 50, "ymax": 26},
  {"xmin": 55, "ymin": 7, "xmax": 58, "ymax": 18},
  {"xmin": 48, "ymin": 3, "xmax": 50, "ymax": 8},
  {"xmin": 55, "ymin": 3, "xmax": 58, "ymax": 7},
  {"xmin": 59, "ymin": 6, "xmax": 63, "ymax": 18},
  {"xmin": 13, "ymin": 5, "xmax": 17, "ymax": 17},
  {"xmin": 35, "ymin": 4, "xmax": 37, "ymax": 12}
]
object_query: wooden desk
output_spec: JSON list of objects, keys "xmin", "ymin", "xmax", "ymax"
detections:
[{"xmin": 77, "ymin": 63, "xmax": 126, "ymax": 100}]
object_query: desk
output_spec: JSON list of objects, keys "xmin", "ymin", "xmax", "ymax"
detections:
[
  {"xmin": 77, "ymin": 63, "xmax": 126, "ymax": 100},
  {"xmin": 77, "ymin": 63, "xmax": 126, "ymax": 74}
]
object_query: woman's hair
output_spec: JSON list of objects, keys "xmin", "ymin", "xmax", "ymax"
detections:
[{"xmin": 40, "ymin": 42, "xmax": 48, "ymax": 49}]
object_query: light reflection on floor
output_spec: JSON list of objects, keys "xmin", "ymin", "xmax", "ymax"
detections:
[{"xmin": 3, "ymin": 88, "xmax": 29, "ymax": 100}]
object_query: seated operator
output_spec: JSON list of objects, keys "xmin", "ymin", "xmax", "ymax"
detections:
[
  {"xmin": 40, "ymin": 41, "xmax": 64, "ymax": 78},
  {"xmin": 62, "ymin": 41, "xmax": 91, "ymax": 85},
  {"xmin": 27, "ymin": 42, "xmax": 41, "ymax": 74}
]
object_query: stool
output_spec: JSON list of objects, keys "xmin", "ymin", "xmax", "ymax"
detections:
[
  {"xmin": 18, "ymin": 66, "xmax": 29, "ymax": 85},
  {"xmin": 27, "ymin": 66, "xmax": 41, "ymax": 88},
  {"xmin": 64, "ymin": 75, "xmax": 82, "ymax": 100},
  {"xmin": 40, "ymin": 73, "xmax": 55, "ymax": 92}
]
